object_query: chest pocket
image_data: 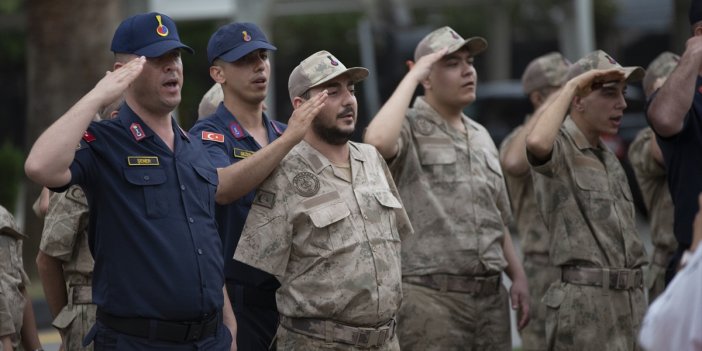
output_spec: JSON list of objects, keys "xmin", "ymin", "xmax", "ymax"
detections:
[
  {"xmin": 307, "ymin": 201, "xmax": 351, "ymax": 253},
  {"xmin": 416, "ymin": 136, "xmax": 457, "ymax": 184},
  {"xmin": 192, "ymin": 164, "xmax": 219, "ymax": 216},
  {"xmin": 124, "ymin": 168, "xmax": 168, "ymax": 218},
  {"xmin": 373, "ymin": 190, "xmax": 402, "ymax": 241},
  {"xmin": 571, "ymin": 156, "xmax": 612, "ymax": 220}
]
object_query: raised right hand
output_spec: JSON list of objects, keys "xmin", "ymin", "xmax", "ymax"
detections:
[
  {"xmin": 89, "ymin": 56, "xmax": 145, "ymax": 111},
  {"xmin": 282, "ymin": 90, "xmax": 328, "ymax": 143}
]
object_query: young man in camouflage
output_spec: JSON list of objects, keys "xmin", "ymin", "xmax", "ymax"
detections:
[
  {"xmin": 0, "ymin": 205, "xmax": 43, "ymax": 351},
  {"xmin": 628, "ymin": 52, "xmax": 679, "ymax": 302},
  {"xmin": 364, "ymin": 26, "xmax": 529, "ymax": 350},
  {"xmin": 526, "ymin": 51, "xmax": 648, "ymax": 350},
  {"xmin": 234, "ymin": 50, "xmax": 413, "ymax": 350},
  {"xmin": 499, "ymin": 52, "xmax": 570, "ymax": 350}
]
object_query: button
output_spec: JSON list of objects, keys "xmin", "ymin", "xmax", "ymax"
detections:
[
  {"xmin": 180, "ymin": 185, "xmax": 186, "ymax": 191},
  {"xmin": 143, "ymin": 175, "xmax": 150, "ymax": 181},
  {"xmin": 363, "ymin": 214, "xmax": 368, "ymax": 220},
  {"xmin": 189, "ymin": 217, "xmax": 194, "ymax": 223},
  {"xmin": 197, "ymin": 249, "xmax": 203, "ymax": 255}
]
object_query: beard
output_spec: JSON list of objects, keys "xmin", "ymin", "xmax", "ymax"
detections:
[{"xmin": 312, "ymin": 107, "xmax": 355, "ymax": 145}]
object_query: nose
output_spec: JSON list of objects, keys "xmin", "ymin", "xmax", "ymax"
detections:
[{"xmin": 616, "ymin": 92, "xmax": 627, "ymax": 110}]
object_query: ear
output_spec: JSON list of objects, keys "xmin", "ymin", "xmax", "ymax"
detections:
[
  {"xmin": 529, "ymin": 91, "xmax": 543, "ymax": 108},
  {"xmin": 292, "ymin": 96, "xmax": 306, "ymax": 109},
  {"xmin": 113, "ymin": 62, "xmax": 124, "ymax": 70},
  {"xmin": 572, "ymin": 95, "xmax": 584, "ymax": 112},
  {"xmin": 695, "ymin": 24, "xmax": 702, "ymax": 36},
  {"xmin": 420, "ymin": 76, "xmax": 432, "ymax": 91},
  {"xmin": 210, "ymin": 65, "xmax": 225, "ymax": 84}
]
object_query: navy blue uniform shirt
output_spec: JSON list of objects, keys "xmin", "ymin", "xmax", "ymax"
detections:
[
  {"xmin": 54, "ymin": 104, "xmax": 224, "ymax": 320},
  {"xmin": 649, "ymin": 76, "xmax": 702, "ymax": 249},
  {"xmin": 190, "ymin": 103, "xmax": 285, "ymax": 290}
]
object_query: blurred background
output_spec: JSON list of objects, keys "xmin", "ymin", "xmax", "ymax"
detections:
[{"xmin": 0, "ymin": 0, "xmax": 691, "ymax": 347}]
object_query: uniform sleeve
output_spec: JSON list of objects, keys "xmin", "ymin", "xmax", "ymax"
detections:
[
  {"xmin": 527, "ymin": 131, "xmax": 565, "ymax": 178},
  {"xmin": 189, "ymin": 122, "xmax": 231, "ymax": 169},
  {"xmin": 628, "ymin": 129, "xmax": 666, "ymax": 213},
  {"xmin": 40, "ymin": 187, "xmax": 89, "ymax": 262},
  {"xmin": 0, "ymin": 290, "xmax": 15, "ymax": 337},
  {"xmin": 233, "ymin": 169, "xmax": 292, "ymax": 280},
  {"xmin": 387, "ymin": 119, "xmax": 413, "ymax": 174},
  {"xmin": 378, "ymin": 150, "xmax": 414, "ymax": 241}
]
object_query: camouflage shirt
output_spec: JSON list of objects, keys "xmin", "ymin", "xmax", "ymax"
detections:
[
  {"xmin": 389, "ymin": 97, "xmax": 511, "ymax": 276},
  {"xmin": 40, "ymin": 185, "xmax": 94, "ymax": 286},
  {"xmin": 628, "ymin": 128, "xmax": 676, "ymax": 252},
  {"xmin": 0, "ymin": 206, "xmax": 29, "ymax": 344},
  {"xmin": 234, "ymin": 141, "xmax": 413, "ymax": 326},
  {"xmin": 528, "ymin": 117, "xmax": 647, "ymax": 268},
  {"xmin": 500, "ymin": 117, "xmax": 550, "ymax": 255}
]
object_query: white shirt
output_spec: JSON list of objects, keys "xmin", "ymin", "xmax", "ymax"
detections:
[{"xmin": 639, "ymin": 247, "xmax": 702, "ymax": 350}]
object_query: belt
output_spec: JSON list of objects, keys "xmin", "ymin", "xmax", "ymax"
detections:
[
  {"xmin": 651, "ymin": 247, "xmax": 674, "ymax": 267},
  {"xmin": 525, "ymin": 253, "xmax": 550, "ymax": 265},
  {"xmin": 402, "ymin": 273, "xmax": 501, "ymax": 295},
  {"xmin": 70, "ymin": 285, "xmax": 93, "ymax": 305},
  {"xmin": 561, "ymin": 266, "xmax": 643, "ymax": 290},
  {"xmin": 279, "ymin": 316, "xmax": 395, "ymax": 348},
  {"xmin": 96, "ymin": 309, "xmax": 219, "ymax": 343},
  {"xmin": 226, "ymin": 282, "xmax": 277, "ymax": 310}
]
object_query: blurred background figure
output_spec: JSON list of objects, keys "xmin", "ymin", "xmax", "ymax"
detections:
[{"xmin": 628, "ymin": 51, "xmax": 679, "ymax": 302}]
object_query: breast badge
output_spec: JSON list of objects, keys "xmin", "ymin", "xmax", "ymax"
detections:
[
  {"xmin": 293, "ymin": 172, "xmax": 320, "ymax": 197},
  {"xmin": 414, "ymin": 118, "xmax": 435, "ymax": 135}
]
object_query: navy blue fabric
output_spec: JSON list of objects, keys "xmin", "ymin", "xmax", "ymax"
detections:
[
  {"xmin": 190, "ymin": 103, "xmax": 285, "ymax": 289},
  {"xmin": 648, "ymin": 76, "xmax": 702, "ymax": 250},
  {"xmin": 206, "ymin": 22, "xmax": 277, "ymax": 64},
  {"xmin": 54, "ymin": 104, "xmax": 224, "ymax": 321}
]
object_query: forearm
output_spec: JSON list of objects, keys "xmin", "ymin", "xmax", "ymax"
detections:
[
  {"xmin": 500, "ymin": 115, "xmax": 541, "ymax": 176},
  {"xmin": 222, "ymin": 287, "xmax": 237, "ymax": 350},
  {"xmin": 647, "ymin": 51, "xmax": 702, "ymax": 137},
  {"xmin": 364, "ymin": 73, "xmax": 419, "ymax": 159},
  {"xmin": 216, "ymin": 135, "xmax": 297, "ymax": 204},
  {"xmin": 20, "ymin": 289, "xmax": 42, "ymax": 351},
  {"xmin": 525, "ymin": 84, "xmax": 574, "ymax": 161},
  {"xmin": 25, "ymin": 93, "xmax": 103, "ymax": 188},
  {"xmin": 502, "ymin": 230, "xmax": 527, "ymax": 282},
  {"xmin": 36, "ymin": 251, "xmax": 68, "ymax": 318}
]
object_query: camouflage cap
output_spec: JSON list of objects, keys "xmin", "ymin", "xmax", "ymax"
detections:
[
  {"xmin": 288, "ymin": 50, "xmax": 369, "ymax": 102},
  {"xmin": 642, "ymin": 52, "xmax": 679, "ymax": 97},
  {"xmin": 0, "ymin": 205, "xmax": 25, "ymax": 239},
  {"xmin": 414, "ymin": 26, "xmax": 487, "ymax": 61},
  {"xmin": 521, "ymin": 52, "xmax": 571, "ymax": 94},
  {"xmin": 566, "ymin": 50, "xmax": 645, "ymax": 83},
  {"xmin": 198, "ymin": 83, "xmax": 224, "ymax": 119}
]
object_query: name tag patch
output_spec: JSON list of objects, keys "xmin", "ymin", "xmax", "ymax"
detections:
[
  {"xmin": 253, "ymin": 189, "xmax": 276, "ymax": 209},
  {"xmin": 127, "ymin": 156, "xmax": 160, "ymax": 166},
  {"xmin": 233, "ymin": 148, "xmax": 254, "ymax": 159}
]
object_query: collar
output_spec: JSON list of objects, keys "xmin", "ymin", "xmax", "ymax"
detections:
[
  {"xmin": 563, "ymin": 116, "xmax": 605, "ymax": 151},
  {"xmin": 413, "ymin": 96, "xmax": 479, "ymax": 132},
  {"xmin": 117, "ymin": 103, "xmax": 189, "ymax": 142},
  {"xmin": 214, "ymin": 103, "xmax": 282, "ymax": 140},
  {"xmin": 294, "ymin": 141, "xmax": 363, "ymax": 174}
]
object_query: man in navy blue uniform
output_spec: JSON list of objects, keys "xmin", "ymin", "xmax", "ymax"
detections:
[
  {"xmin": 647, "ymin": 1, "xmax": 702, "ymax": 282},
  {"xmin": 190, "ymin": 23, "xmax": 327, "ymax": 350},
  {"xmin": 24, "ymin": 13, "xmax": 324, "ymax": 351}
]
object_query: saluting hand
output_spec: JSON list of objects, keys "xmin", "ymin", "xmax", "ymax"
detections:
[
  {"xmin": 283, "ymin": 90, "xmax": 328, "ymax": 142},
  {"xmin": 89, "ymin": 56, "xmax": 146, "ymax": 111},
  {"xmin": 569, "ymin": 68, "xmax": 626, "ymax": 97},
  {"xmin": 405, "ymin": 48, "xmax": 449, "ymax": 84}
]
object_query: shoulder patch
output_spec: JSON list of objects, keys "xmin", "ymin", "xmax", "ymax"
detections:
[
  {"xmin": 66, "ymin": 186, "xmax": 88, "ymax": 206},
  {"xmin": 413, "ymin": 118, "xmax": 435, "ymax": 135},
  {"xmin": 201, "ymin": 131, "xmax": 224, "ymax": 143},
  {"xmin": 253, "ymin": 189, "xmax": 276, "ymax": 209}
]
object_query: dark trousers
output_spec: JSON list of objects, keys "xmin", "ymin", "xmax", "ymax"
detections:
[
  {"xmin": 228, "ymin": 283, "xmax": 279, "ymax": 351},
  {"xmin": 88, "ymin": 321, "xmax": 233, "ymax": 351}
]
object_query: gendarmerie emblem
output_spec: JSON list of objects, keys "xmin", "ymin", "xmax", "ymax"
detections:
[
  {"xmin": 414, "ymin": 118, "xmax": 435, "ymax": 135},
  {"xmin": 293, "ymin": 172, "xmax": 320, "ymax": 197}
]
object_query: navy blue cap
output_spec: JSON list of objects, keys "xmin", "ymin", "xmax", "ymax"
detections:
[
  {"xmin": 111, "ymin": 12, "xmax": 193, "ymax": 57},
  {"xmin": 207, "ymin": 22, "xmax": 277, "ymax": 64},
  {"xmin": 691, "ymin": 0, "xmax": 702, "ymax": 25}
]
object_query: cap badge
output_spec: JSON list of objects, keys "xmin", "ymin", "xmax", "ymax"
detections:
[
  {"xmin": 449, "ymin": 30, "xmax": 460, "ymax": 39},
  {"xmin": 327, "ymin": 55, "xmax": 339, "ymax": 66},
  {"xmin": 242, "ymin": 31, "xmax": 252, "ymax": 42},
  {"xmin": 155, "ymin": 15, "xmax": 169, "ymax": 37}
]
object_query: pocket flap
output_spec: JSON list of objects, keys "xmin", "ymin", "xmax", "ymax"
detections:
[
  {"xmin": 123, "ymin": 168, "xmax": 167, "ymax": 186},
  {"xmin": 308, "ymin": 201, "xmax": 350, "ymax": 228},
  {"xmin": 374, "ymin": 191, "xmax": 402, "ymax": 209},
  {"xmin": 485, "ymin": 153, "xmax": 503, "ymax": 177},
  {"xmin": 542, "ymin": 285, "xmax": 566, "ymax": 309},
  {"xmin": 193, "ymin": 164, "xmax": 219, "ymax": 186},
  {"xmin": 52, "ymin": 306, "xmax": 77, "ymax": 329},
  {"xmin": 417, "ymin": 137, "xmax": 457, "ymax": 165}
]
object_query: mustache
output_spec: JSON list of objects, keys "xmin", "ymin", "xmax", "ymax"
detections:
[{"xmin": 336, "ymin": 106, "xmax": 355, "ymax": 118}]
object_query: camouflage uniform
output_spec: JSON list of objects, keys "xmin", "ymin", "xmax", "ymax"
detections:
[
  {"xmin": 234, "ymin": 141, "xmax": 413, "ymax": 351},
  {"xmin": 529, "ymin": 117, "xmax": 648, "ymax": 351},
  {"xmin": 500, "ymin": 123, "xmax": 559, "ymax": 350},
  {"xmin": 628, "ymin": 128, "xmax": 676, "ymax": 302},
  {"xmin": 0, "ymin": 206, "xmax": 30, "ymax": 350},
  {"xmin": 390, "ymin": 96, "xmax": 512, "ymax": 351},
  {"xmin": 40, "ymin": 185, "xmax": 96, "ymax": 350},
  {"xmin": 499, "ymin": 52, "xmax": 570, "ymax": 350}
]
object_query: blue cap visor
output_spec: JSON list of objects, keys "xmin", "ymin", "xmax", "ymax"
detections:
[
  {"xmin": 135, "ymin": 40, "xmax": 194, "ymax": 58},
  {"xmin": 212, "ymin": 41, "xmax": 277, "ymax": 64}
]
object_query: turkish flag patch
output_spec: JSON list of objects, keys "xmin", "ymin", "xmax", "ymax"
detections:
[{"xmin": 201, "ymin": 131, "xmax": 225, "ymax": 143}]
